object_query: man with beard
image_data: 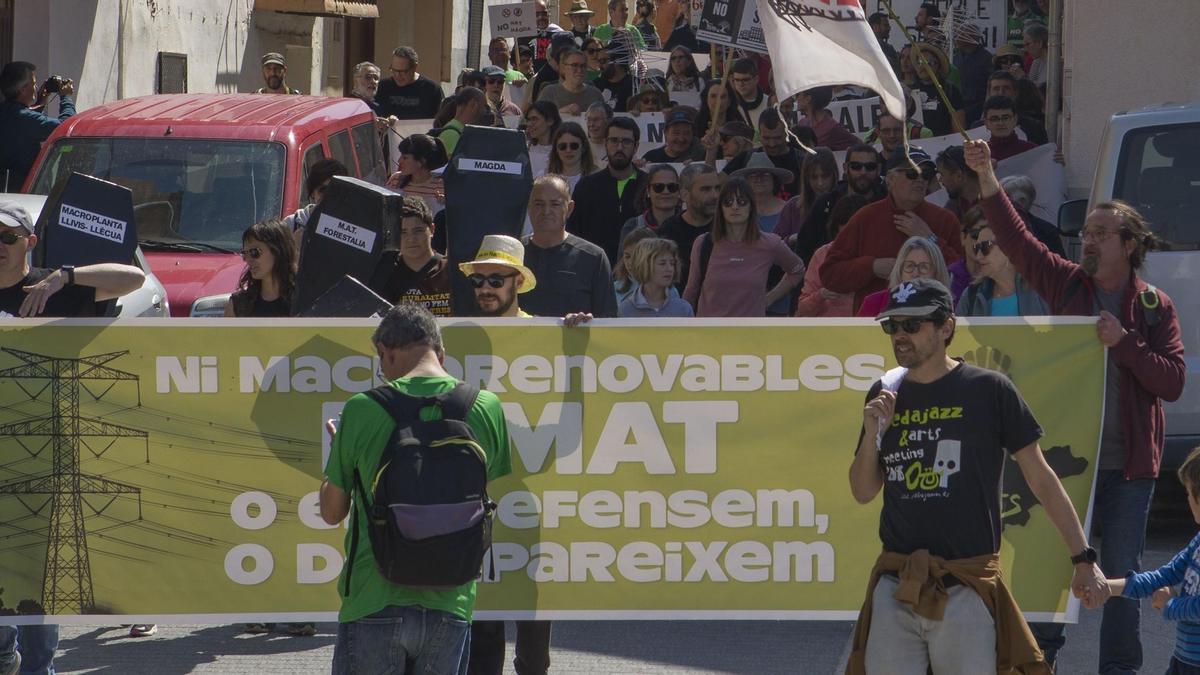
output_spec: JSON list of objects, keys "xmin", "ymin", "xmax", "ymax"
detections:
[
  {"xmin": 935, "ymin": 146, "xmax": 981, "ymax": 220},
  {"xmin": 822, "ymin": 147, "xmax": 962, "ymax": 312},
  {"xmin": 722, "ymin": 109, "xmax": 803, "ymax": 197},
  {"xmin": 845, "ymin": 277, "xmax": 1105, "ymax": 674},
  {"xmin": 966, "ymin": 139, "xmax": 1186, "ymax": 673},
  {"xmin": 518, "ymin": 0, "xmax": 566, "ymax": 72},
  {"xmin": 567, "ymin": 117, "xmax": 647, "ymax": 264},
  {"xmin": 657, "ymin": 163, "xmax": 720, "ymax": 290},
  {"xmin": 256, "ymin": 52, "xmax": 302, "ymax": 94},
  {"xmin": 869, "ymin": 11, "xmax": 900, "ymax": 75},
  {"xmin": 789, "ymin": 143, "xmax": 887, "ymax": 266},
  {"xmin": 521, "ymin": 175, "xmax": 618, "ymax": 318},
  {"xmin": 458, "ymin": 235, "xmax": 535, "ymax": 318},
  {"xmin": 349, "ymin": 61, "xmax": 381, "ymax": 114},
  {"xmin": 375, "ymin": 46, "xmax": 444, "ymax": 120}
]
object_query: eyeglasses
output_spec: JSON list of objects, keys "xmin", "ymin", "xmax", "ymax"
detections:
[
  {"xmin": 722, "ymin": 196, "xmax": 750, "ymax": 207},
  {"xmin": 650, "ymin": 182, "xmax": 679, "ymax": 194},
  {"xmin": 997, "ymin": 56, "xmax": 1022, "ymax": 66},
  {"xmin": 468, "ymin": 272, "xmax": 518, "ymax": 289},
  {"xmin": 390, "ymin": 66, "xmax": 414, "ymax": 75},
  {"xmin": 606, "ymin": 137, "xmax": 636, "ymax": 147},
  {"xmin": 973, "ymin": 240, "xmax": 998, "ymax": 256},
  {"xmin": 563, "ymin": 62, "xmax": 587, "ymax": 70},
  {"xmin": 900, "ymin": 261, "xmax": 933, "ymax": 275},
  {"xmin": 0, "ymin": 231, "xmax": 30, "ymax": 245},
  {"xmin": 880, "ymin": 317, "xmax": 934, "ymax": 335},
  {"xmin": 535, "ymin": 10, "xmax": 549, "ymax": 16},
  {"xmin": 557, "ymin": 141, "xmax": 581, "ymax": 151},
  {"xmin": 241, "ymin": 247, "xmax": 263, "ymax": 260},
  {"xmin": 986, "ymin": 113, "xmax": 1015, "ymax": 123},
  {"xmin": 1080, "ymin": 227, "xmax": 1121, "ymax": 242},
  {"xmin": 848, "ymin": 161, "xmax": 879, "ymax": 172}
]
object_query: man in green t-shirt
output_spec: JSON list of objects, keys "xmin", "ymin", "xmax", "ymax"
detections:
[{"xmin": 320, "ymin": 303, "xmax": 512, "ymax": 675}]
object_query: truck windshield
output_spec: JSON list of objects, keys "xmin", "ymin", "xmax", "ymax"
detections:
[
  {"xmin": 1113, "ymin": 123, "xmax": 1200, "ymax": 249},
  {"xmin": 30, "ymin": 139, "xmax": 286, "ymax": 252}
]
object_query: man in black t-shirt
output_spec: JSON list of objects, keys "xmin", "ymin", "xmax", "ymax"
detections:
[
  {"xmin": 369, "ymin": 196, "xmax": 450, "ymax": 316},
  {"xmin": 0, "ymin": 202, "xmax": 144, "ymax": 318},
  {"xmin": 656, "ymin": 163, "xmax": 720, "ymax": 291},
  {"xmin": 374, "ymin": 46, "xmax": 444, "ymax": 120},
  {"xmin": 846, "ymin": 278, "xmax": 1104, "ymax": 674}
]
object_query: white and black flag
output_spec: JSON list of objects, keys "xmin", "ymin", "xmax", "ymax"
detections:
[{"xmin": 756, "ymin": 0, "xmax": 906, "ymax": 120}]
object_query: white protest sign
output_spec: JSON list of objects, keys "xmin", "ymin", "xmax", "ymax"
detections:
[
  {"xmin": 314, "ymin": 213, "xmax": 377, "ymax": 254},
  {"xmin": 489, "ymin": 2, "xmax": 539, "ymax": 38},
  {"xmin": 923, "ymin": 142, "xmax": 1064, "ymax": 223},
  {"xmin": 58, "ymin": 203, "xmax": 128, "ymax": 244},
  {"xmin": 867, "ymin": 0, "xmax": 1008, "ymax": 52}
]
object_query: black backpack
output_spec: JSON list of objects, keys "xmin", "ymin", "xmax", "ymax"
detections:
[{"xmin": 343, "ymin": 382, "xmax": 496, "ymax": 592}]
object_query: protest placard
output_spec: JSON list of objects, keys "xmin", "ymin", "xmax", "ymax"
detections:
[{"xmin": 489, "ymin": 2, "xmax": 539, "ymax": 38}]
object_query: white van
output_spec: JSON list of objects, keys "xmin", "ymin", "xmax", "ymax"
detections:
[{"xmin": 1059, "ymin": 102, "xmax": 1200, "ymax": 470}]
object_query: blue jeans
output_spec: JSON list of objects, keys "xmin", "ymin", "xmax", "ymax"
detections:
[
  {"xmin": 1032, "ymin": 470, "xmax": 1155, "ymax": 674},
  {"xmin": 332, "ymin": 605, "xmax": 470, "ymax": 675},
  {"xmin": 0, "ymin": 624, "xmax": 59, "ymax": 675}
]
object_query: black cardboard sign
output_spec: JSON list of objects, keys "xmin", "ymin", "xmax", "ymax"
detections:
[
  {"xmin": 297, "ymin": 275, "xmax": 393, "ymax": 318},
  {"xmin": 441, "ymin": 125, "xmax": 532, "ymax": 316},
  {"xmin": 34, "ymin": 172, "xmax": 137, "ymax": 267},
  {"xmin": 293, "ymin": 176, "xmax": 403, "ymax": 315}
]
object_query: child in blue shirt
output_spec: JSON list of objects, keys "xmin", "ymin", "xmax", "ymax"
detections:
[{"xmin": 1104, "ymin": 447, "xmax": 1200, "ymax": 674}]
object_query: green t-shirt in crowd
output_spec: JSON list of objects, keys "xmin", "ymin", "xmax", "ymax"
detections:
[
  {"xmin": 326, "ymin": 375, "xmax": 513, "ymax": 623},
  {"xmin": 439, "ymin": 119, "xmax": 466, "ymax": 157},
  {"xmin": 592, "ymin": 22, "xmax": 647, "ymax": 50}
]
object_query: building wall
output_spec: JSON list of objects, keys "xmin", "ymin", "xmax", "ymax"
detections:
[
  {"xmin": 12, "ymin": 0, "xmax": 340, "ymax": 111},
  {"xmin": 1062, "ymin": 0, "xmax": 1200, "ymax": 196}
]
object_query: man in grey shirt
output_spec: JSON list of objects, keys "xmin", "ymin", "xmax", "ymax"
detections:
[
  {"xmin": 521, "ymin": 175, "xmax": 618, "ymax": 318},
  {"xmin": 536, "ymin": 47, "xmax": 603, "ymax": 116}
]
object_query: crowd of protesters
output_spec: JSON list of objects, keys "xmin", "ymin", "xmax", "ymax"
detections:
[{"xmin": 1, "ymin": 1, "xmax": 1191, "ymax": 675}]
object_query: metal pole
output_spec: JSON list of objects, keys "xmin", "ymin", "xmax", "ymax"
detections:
[{"xmin": 1045, "ymin": 0, "xmax": 1063, "ymax": 145}]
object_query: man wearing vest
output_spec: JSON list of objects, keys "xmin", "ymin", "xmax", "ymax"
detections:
[
  {"xmin": 320, "ymin": 303, "xmax": 513, "ymax": 675},
  {"xmin": 847, "ymin": 278, "xmax": 1105, "ymax": 674},
  {"xmin": 965, "ymin": 139, "xmax": 1186, "ymax": 673}
]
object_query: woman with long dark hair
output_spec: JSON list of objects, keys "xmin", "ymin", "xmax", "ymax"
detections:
[
  {"xmin": 546, "ymin": 122, "xmax": 596, "ymax": 191},
  {"xmin": 683, "ymin": 177, "xmax": 804, "ymax": 317},
  {"xmin": 693, "ymin": 79, "xmax": 738, "ymax": 142},
  {"xmin": 665, "ymin": 46, "xmax": 704, "ymax": 106},
  {"xmin": 524, "ymin": 100, "xmax": 562, "ymax": 148},
  {"xmin": 386, "ymin": 133, "xmax": 449, "ymax": 216},
  {"xmin": 226, "ymin": 219, "xmax": 297, "ymax": 318}
]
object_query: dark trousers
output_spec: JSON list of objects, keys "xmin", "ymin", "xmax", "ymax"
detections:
[
  {"xmin": 1031, "ymin": 470, "xmax": 1155, "ymax": 675},
  {"xmin": 467, "ymin": 620, "xmax": 552, "ymax": 675}
]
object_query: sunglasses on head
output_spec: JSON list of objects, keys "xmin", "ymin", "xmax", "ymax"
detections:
[
  {"xmin": 468, "ymin": 272, "xmax": 517, "ymax": 289},
  {"xmin": 241, "ymin": 247, "xmax": 263, "ymax": 260},
  {"xmin": 880, "ymin": 317, "xmax": 934, "ymax": 335},
  {"xmin": 650, "ymin": 182, "xmax": 679, "ymax": 194},
  {"xmin": 557, "ymin": 141, "xmax": 581, "ymax": 151},
  {"xmin": 0, "ymin": 230, "xmax": 30, "ymax": 245},
  {"xmin": 722, "ymin": 196, "xmax": 749, "ymax": 207},
  {"xmin": 973, "ymin": 240, "xmax": 998, "ymax": 256},
  {"xmin": 848, "ymin": 161, "xmax": 879, "ymax": 171}
]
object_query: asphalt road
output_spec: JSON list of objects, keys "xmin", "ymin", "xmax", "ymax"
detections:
[{"xmin": 53, "ymin": 489, "xmax": 1191, "ymax": 674}]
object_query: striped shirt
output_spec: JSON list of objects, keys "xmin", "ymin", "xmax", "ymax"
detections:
[{"xmin": 1123, "ymin": 531, "xmax": 1200, "ymax": 666}]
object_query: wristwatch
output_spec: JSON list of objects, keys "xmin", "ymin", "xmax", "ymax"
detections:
[
  {"xmin": 61, "ymin": 265, "xmax": 76, "ymax": 286},
  {"xmin": 1070, "ymin": 546, "xmax": 1098, "ymax": 565}
]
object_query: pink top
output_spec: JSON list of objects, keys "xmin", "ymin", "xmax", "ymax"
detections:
[
  {"xmin": 856, "ymin": 289, "xmax": 889, "ymax": 318},
  {"xmin": 795, "ymin": 244, "xmax": 854, "ymax": 317},
  {"xmin": 684, "ymin": 232, "xmax": 805, "ymax": 317}
]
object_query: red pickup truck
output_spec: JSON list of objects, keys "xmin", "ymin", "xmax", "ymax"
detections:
[{"xmin": 25, "ymin": 94, "xmax": 384, "ymax": 316}]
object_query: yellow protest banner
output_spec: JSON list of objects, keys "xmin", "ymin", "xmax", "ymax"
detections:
[{"xmin": 0, "ymin": 318, "xmax": 1101, "ymax": 624}]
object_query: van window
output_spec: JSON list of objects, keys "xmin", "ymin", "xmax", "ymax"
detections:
[
  {"xmin": 329, "ymin": 130, "xmax": 357, "ymax": 177},
  {"xmin": 30, "ymin": 139, "xmax": 285, "ymax": 252},
  {"xmin": 1113, "ymin": 123, "xmax": 1200, "ymax": 249},
  {"xmin": 299, "ymin": 143, "xmax": 328, "ymax": 203},
  {"xmin": 352, "ymin": 122, "xmax": 385, "ymax": 185}
]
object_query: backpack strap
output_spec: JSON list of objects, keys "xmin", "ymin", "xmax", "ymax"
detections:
[
  {"xmin": 1139, "ymin": 284, "xmax": 1161, "ymax": 328},
  {"xmin": 342, "ymin": 467, "xmax": 368, "ymax": 597},
  {"xmin": 364, "ymin": 382, "xmax": 479, "ymax": 425},
  {"xmin": 432, "ymin": 382, "xmax": 481, "ymax": 423}
]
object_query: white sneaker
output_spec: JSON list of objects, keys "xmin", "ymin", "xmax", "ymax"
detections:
[{"xmin": 129, "ymin": 624, "xmax": 158, "ymax": 637}]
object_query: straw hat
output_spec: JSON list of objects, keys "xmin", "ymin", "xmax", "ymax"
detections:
[
  {"xmin": 566, "ymin": 0, "xmax": 595, "ymax": 16},
  {"xmin": 910, "ymin": 43, "xmax": 950, "ymax": 80},
  {"xmin": 732, "ymin": 151, "xmax": 794, "ymax": 185},
  {"xmin": 458, "ymin": 234, "xmax": 537, "ymax": 293}
]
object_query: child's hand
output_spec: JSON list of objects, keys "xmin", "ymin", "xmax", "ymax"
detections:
[{"xmin": 1152, "ymin": 586, "xmax": 1174, "ymax": 610}]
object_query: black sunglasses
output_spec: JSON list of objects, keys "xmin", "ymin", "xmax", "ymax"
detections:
[
  {"xmin": 722, "ymin": 196, "xmax": 750, "ymax": 207},
  {"xmin": 241, "ymin": 247, "xmax": 263, "ymax": 260},
  {"xmin": 881, "ymin": 317, "xmax": 934, "ymax": 335},
  {"xmin": 557, "ymin": 141, "xmax": 581, "ymax": 151},
  {"xmin": 650, "ymin": 182, "xmax": 679, "ymax": 194},
  {"xmin": 848, "ymin": 161, "xmax": 879, "ymax": 171},
  {"xmin": 973, "ymin": 240, "xmax": 997, "ymax": 256},
  {"xmin": 468, "ymin": 273, "xmax": 517, "ymax": 289},
  {"xmin": 0, "ymin": 231, "xmax": 30, "ymax": 245}
]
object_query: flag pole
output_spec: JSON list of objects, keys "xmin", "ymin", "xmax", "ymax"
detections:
[{"xmin": 880, "ymin": 0, "xmax": 971, "ymax": 143}]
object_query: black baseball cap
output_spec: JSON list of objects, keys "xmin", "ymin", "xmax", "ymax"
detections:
[
  {"xmin": 884, "ymin": 146, "xmax": 934, "ymax": 173},
  {"xmin": 664, "ymin": 106, "xmax": 696, "ymax": 128},
  {"xmin": 875, "ymin": 278, "xmax": 954, "ymax": 320}
]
